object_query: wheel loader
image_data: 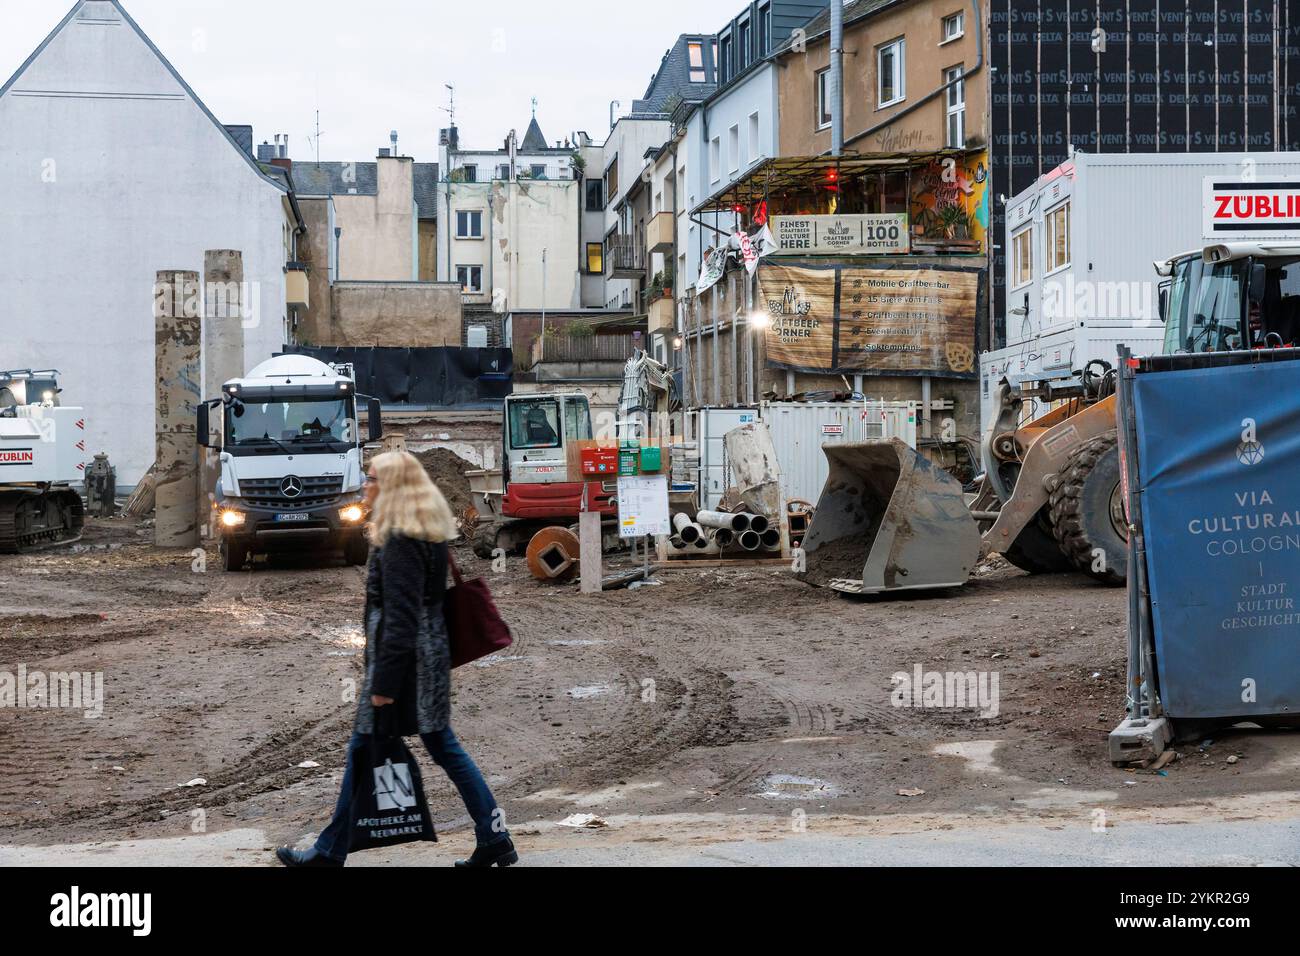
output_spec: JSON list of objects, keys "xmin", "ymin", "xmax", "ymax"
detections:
[{"xmin": 799, "ymin": 241, "xmax": 1300, "ymax": 594}]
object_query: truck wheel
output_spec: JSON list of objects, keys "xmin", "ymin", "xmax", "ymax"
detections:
[
  {"xmin": 344, "ymin": 533, "xmax": 370, "ymax": 566},
  {"xmin": 221, "ymin": 538, "xmax": 249, "ymax": 572},
  {"xmin": 1047, "ymin": 432, "xmax": 1127, "ymax": 586}
]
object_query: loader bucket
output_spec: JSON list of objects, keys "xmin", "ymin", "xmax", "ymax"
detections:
[{"xmin": 798, "ymin": 439, "xmax": 981, "ymax": 595}]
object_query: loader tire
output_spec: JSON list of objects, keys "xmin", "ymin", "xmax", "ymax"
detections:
[
  {"xmin": 1047, "ymin": 432, "xmax": 1127, "ymax": 586},
  {"xmin": 1003, "ymin": 508, "xmax": 1076, "ymax": 575}
]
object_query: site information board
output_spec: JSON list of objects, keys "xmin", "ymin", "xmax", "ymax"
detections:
[
  {"xmin": 756, "ymin": 262, "xmax": 980, "ymax": 378},
  {"xmin": 1134, "ymin": 359, "xmax": 1300, "ymax": 720},
  {"xmin": 616, "ymin": 475, "xmax": 669, "ymax": 539}
]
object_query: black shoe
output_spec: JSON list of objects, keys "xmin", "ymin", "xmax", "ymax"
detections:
[
  {"xmin": 276, "ymin": 845, "xmax": 344, "ymax": 868},
  {"xmin": 454, "ymin": 837, "xmax": 518, "ymax": 867}
]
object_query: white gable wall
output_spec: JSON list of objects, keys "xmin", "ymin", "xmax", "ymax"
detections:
[{"xmin": 0, "ymin": 1, "xmax": 290, "ymax": 485}]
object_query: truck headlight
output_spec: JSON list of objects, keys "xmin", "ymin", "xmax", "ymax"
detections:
[
  {"xmin": 219, "ymin": 509, "xmax": 246, "ymax": 528},
  {"xmin": 339, "ymin": 504, "xmax": 365, "ymax": 524}
]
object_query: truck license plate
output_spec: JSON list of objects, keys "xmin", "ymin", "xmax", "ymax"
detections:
[{"xmin": 275, "ymin": 513, "xmax": 310, "ymax": 523}]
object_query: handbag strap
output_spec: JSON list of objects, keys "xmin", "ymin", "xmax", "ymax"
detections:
[{"xmin": 447, "ymin": 547, "xmax": 465, "ymax": 586}]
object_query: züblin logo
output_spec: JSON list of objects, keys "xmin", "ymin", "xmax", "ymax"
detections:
[{"xmin": 1237, "ymin": 418, "xmax": 1266, "ymax": 466}]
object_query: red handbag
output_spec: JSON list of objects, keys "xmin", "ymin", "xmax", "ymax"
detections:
[{"xmin": 444, "ymin": 552, "xmax": 513, "ymax": 668}]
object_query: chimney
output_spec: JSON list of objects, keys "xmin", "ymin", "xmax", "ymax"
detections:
[
  {"xmin": 256, "ymin": 141, "xmax": 276, "ymax": 162},
  {"xmin": 379, "ymin": 148, "xmax": 391, "ymax": 158},
  {"xmin": 390, "ymin": 129, "xmax": 399, "ymax": 156}
]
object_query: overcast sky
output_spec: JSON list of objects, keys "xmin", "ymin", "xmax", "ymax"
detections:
[{"xmin": 3, "ymin": 0, "xmax": 717, "ymax": 160}]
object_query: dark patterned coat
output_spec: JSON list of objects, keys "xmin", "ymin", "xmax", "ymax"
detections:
[{"xmin": 355, "ymin": 534, "xmax": 451, "ymax": 737}]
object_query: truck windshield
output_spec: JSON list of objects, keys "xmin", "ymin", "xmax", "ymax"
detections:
[
  {"xmin": 227, "ymin": 398, "xmax": 353, "ymax": 446},
  {"xmin": 1162, "ymin": 257, "xmax": 1247, "ymax": 353}
]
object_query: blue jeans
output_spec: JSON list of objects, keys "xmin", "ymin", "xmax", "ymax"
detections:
[{"xmin": 314, "ymin": 725, "xmax": 509, "ymax": 862}]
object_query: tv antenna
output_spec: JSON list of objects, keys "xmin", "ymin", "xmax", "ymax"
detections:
[
  {"xmin": 440, "ymin": 84, "xmax": 456, "ymax": 127},
  {"xmin": 305, "ymin": 109, "xmax": 324, "ymax": 165}
]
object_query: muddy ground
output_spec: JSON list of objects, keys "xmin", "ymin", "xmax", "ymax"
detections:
[{"xmin": 1, "ymin": 515, "xmax": 1297, "ymax": 861}]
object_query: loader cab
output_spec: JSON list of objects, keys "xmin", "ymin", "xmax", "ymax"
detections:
[
  {"xmin": 502, "ymin": 393, "xmax": 592, "ymax": 486},
  {"xmin": 1161, "ymin": 249, "xmax": 1300, "ymax": 354}
]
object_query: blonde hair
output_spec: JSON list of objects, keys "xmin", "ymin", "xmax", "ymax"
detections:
[{"xmin": 367, "ymin": 451, "xmax": 457, "ymax": 547}]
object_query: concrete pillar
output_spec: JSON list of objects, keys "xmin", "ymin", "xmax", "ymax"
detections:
[
  {"xmin": 155, "ymin": 271, "xmax": 202, "ymax": 548},
  {"xmin": 201, "ymin": 250, "xmax": 245, "ymax": 537}
]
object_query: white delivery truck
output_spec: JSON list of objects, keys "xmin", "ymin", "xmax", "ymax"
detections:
[
  {"xmin": 981, "ymin": 150, "xmax": 1300, "ymax": 429},
  {"xmin": 198, "ymin": 354, "xmax": 381, "ymax": 571}
]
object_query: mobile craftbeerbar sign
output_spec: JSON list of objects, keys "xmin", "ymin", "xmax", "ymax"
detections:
[
  {"xmin": 756, "ymin": 262, "xmax": 980, "ymax": 378},
  {"xmin": 1202, "ymin": 175, "xmax": 1300, "ymax": 239}
]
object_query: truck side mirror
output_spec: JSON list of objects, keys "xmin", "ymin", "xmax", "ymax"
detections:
[
  {"xmin": 197, "ymin": 403, "xmax": 211, "ymax": 448},
  {"xmin": 1157, "ymin": 282, "xmax": 1169, "ymax": 324},
  {"xmin": 368, "ymin": 398, "xmax": 382, "ymax": 443}
]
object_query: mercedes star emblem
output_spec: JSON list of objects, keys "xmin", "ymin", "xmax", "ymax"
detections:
[{"xmin": 280, "ymin": 475, "xmax": 303, "ymax": 498}]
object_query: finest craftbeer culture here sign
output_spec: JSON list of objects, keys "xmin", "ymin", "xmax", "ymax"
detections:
[
  {"xmin": 770, "ymin": 214, "xmax": 910, "ymax": 255},
  {"xmin": 756, "ymin": 262, "xmax": 980, "ymax": 378}
]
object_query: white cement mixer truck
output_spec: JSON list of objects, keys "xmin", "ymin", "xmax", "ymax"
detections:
[{"xmin": 198, "ymin": 354, "xmax": 381, "ymax": 571}]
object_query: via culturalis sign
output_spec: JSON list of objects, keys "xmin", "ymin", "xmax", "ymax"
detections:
[
  {"xmin": 770, "ymin": 214, "xmax": 910, "ymax": 255},
  {"xmin": 1202, "ymin": 176, "xmax": 1300, "ymax": 240}
]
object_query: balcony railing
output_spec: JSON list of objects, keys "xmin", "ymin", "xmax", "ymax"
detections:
[
  {"xmin": 605, "ymin": 234, "xmax": 642, "ymax": 278},
  {"xmin": 541, "ymin": 332, "xmax": 637, "ymax": 364}
]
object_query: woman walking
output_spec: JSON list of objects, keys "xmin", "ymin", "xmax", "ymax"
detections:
[{"xmin": 277, "ymin": 451, "xmax": 517, "ymax": 868}]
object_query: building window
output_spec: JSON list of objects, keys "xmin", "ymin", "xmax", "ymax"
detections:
[
  {"xmin": 1046, "ymin": 202, "xmax": 1070, "ymax": 273},
  {"xmin": 877, "ymin": 38, "xmax": 905, "ymax": 107},
  {"xmin": 758, "ymin": 3, "xmax": 772, "ymax": 56},
  {"xmin": 710, "ymin": 136, "xmax": 721, "ymax": 184},
  {"xmin": 585, "ymin": 179, "xmax": 604, "ymax": 211},
  {"xmin": 748, "ymin": 111, "xmax": 761, "ymax": 163},
  {"xmin": 719, "ymin": 32, "xmax": 733, "ymax": 82},
  {"xmin": 729, "ymin": 124, "xmax": 740, "ymax": 174},
  {"xmin": 1011, "ymin": 227, "xmax": 1033, "ymax": 289},
  {"xmin": 586, "ymin": 242, "xmax": 604, "ymax": 275},
  {"xmin": 462, "ymin": 164, "xmax": 478, "ymax": 182},
  {"xmin": 944, "ymin": 66, "xmax": 965, "ymax": 147},
  {"xmin": 605, "ymin": 159, "xmax": 619, "ymax": 201},
  {"xmin": 688, "ymin": 41, "xmax": 707, "ymax": 82},
  {"xmin": 941, "ymin": 12, "xmax": 965, "ymax": 44},
  {"xmin": 816, "ymin": 68, "xmax": 832, "ymax": 130},
  {"xmin": 457, "ymin": 265, "xmax": 483, "ymax": 293},
  {"xmin": 456, "ymin": 210, "xmax": 483, "ymax": 239},
  {"xmin": 737, "ymin": 18, "xmax": 752, "ymax": 71},
  {"xmin": 496, "ymin": 164, "xmax": 511, "ymax": 180},
  {"xmin": 529, "ymin": 164, "xmax": 547, "ymax": 179}
]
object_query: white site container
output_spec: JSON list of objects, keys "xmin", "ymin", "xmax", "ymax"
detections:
[
  {"xmin": 688, "ymin": 401, "xmax": 918, "ymax": 511},
  {"xmin": 762, "ymin": 401, "xmax": 917, "ymax": 508},
  {"xmin": 981, "ymin": 149, "xmax": 1300, "ymax": 430},
  {"xmin": 687, "ymin": 406, "xmax": 759, "ymax": 510}
]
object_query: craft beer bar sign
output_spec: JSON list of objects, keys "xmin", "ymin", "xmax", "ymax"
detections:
[
  {"xmin": 770, "ymin": 214, "xmax": 910, "ymax": 255},
  {"xmin": 757, "ymin": 262, "xmax": 980, "ymax": 378}
]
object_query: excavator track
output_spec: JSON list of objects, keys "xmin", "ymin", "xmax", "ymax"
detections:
[{"xmin": 0, "ymin": 487, "xmax": 85, "ymax": 554}]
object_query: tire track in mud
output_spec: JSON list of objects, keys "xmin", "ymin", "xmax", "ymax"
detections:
[{"xmin": 18, "ymin": 707, "xmax": 358, "ymax": 830}]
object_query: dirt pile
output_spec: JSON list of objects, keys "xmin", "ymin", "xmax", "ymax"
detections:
[{"xmin": 414, "ymin": 447, "xmax": 475, "ymax": 517}]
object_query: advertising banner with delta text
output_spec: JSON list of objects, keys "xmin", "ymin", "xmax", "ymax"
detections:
[{"xmin": 756, "ymin": 262, "xmax": 981, "ymax": 378}]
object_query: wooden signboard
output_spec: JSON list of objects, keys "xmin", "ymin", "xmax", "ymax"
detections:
[{"xmin": 757, "ymin": 262, "xmax": 980, "ymax": 378}]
